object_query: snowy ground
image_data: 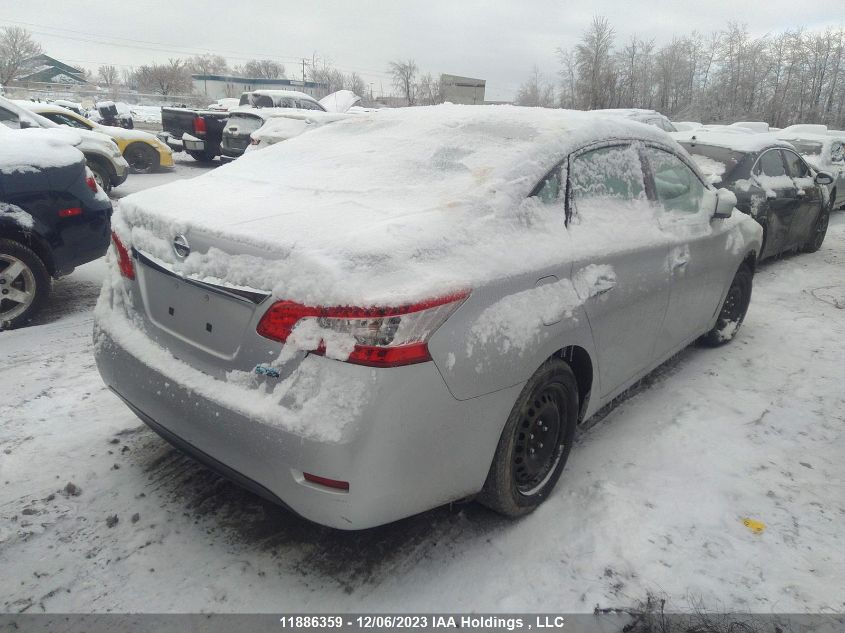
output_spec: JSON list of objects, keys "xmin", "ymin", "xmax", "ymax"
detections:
[{"xmin": 1, "ymin": 158, "xmax": 843, "ymax": 612}]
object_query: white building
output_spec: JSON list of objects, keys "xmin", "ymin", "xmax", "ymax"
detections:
[
  {"xmin": 440, "ymin": 74, "xmax": 486, "ymax": 105},
  {"xmin": 192, "ymin": 75, "xmax": 327, "ymax": 100}
]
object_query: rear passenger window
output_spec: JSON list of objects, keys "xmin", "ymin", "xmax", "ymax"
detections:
[
  {"xmin": 755, "ymin": 150, "xmax": 786, "ymax": 177},
  {"xmin": 254, "ymin": 95, "xmax": 274, "ymax": 108},
  {"xmin": 646, "ymin": 148, "xmax": 706, "ymax": 214},
  {"xmin": 832, "ymin": 142, "xmax": 844, "ymax": 163}
]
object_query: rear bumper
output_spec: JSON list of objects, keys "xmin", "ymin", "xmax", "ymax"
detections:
[{"xmin": 93, "ymin": 313, "xmax": 519, "ymax": 529}]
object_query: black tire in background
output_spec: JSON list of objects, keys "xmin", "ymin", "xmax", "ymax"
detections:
[
  {"xmin": 479, "ymin": 358, "xmax": 579, "ymax": 517},
  {"xmin": 124, "ymin": 143, "xmax": 159, "ymax": 174},
  {"xmin": 802, "ymin": 205, "xmax": 830, "ymax": 253},
  {"xmin": 87, "ymin": 159, "xmax": 112, "ymax": 193},
  {"xmin": 700, "ymin": 265, "xmax": 753, "ymax": 347},
  {"xmin": 0, "ymin": 238, "xmax": 51, "ymax": 330},
  {"xmin": 187, "ymin": 149, "xmax": 217, "ymax": 163}
]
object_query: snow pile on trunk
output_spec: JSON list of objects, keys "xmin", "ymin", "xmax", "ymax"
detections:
[
  {"xmin": 118, "ymin": 105, "xmax": 678, "ymax": 307},
  {"xmin": 0, "ymin": 127, "xmax": 84, "ymax": 173}
]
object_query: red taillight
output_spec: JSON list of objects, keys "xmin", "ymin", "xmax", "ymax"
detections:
[
  {"xmin": 193, "ymin": 117, "xmax": 207, "ymax": 134},
  {"xmin": 86, "ymin": 176, "xmax": 98, "ymax": 193},
  {"xmin": 58, "ymin": 207, "xmax": 83, "ymax": 218},
  {"xmin": 111, "ymin": 231, "xmax": 135, "ymax": 280},
  {"xmin": 256, "ymin": 291, "xmax": 469, "ymax": 368},
  {"xmin": 303, "ymin": 473, "xmax": 349, "ymax": 492}
]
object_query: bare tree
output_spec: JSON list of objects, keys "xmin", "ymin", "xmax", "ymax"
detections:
[
  {"xmin": 135, "ymin": 59, "xmax": 193, "ymax": 96},
  {"xmin": 98, "ymin": 65, "xmax": 119, "ymax": 87},
  {"xmin": 389, "ymin": 59, "xmax": 418, "ymax": 105},
  {"xmin": 575, "ymin": 16, "xmax": 616, "ymax": 109},
  {"xmin": 0, "ymin": 26, "xmax": 42, "ymax": 85},
  {"xmin": 238, "ymin": 59, "xmax": 285, "ymax": 79},
  {"xmin": 187, "ymin": 53, "xmax": 228, "ymax": 76},
  {"xmin": 515, "ymin": 66, "xmax": 556, "ymax": 107},
  {"xmin": 417, "ymin": 72, "xmax": 443, "ymax": 105}
]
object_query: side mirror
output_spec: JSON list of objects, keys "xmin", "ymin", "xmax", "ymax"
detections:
[
  {"xmin": 713, "ymin": 187, "xmax": 737, "ymax": 219},
  {"xmin": 815, "ymin": 171, "xmax": 834, "ymax": 186},
  {"xmin": 19, "ymin": 119, "xmax": 33, "ymax": 129}
]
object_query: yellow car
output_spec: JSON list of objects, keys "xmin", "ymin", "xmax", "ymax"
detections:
[{"xmin": 18, "ymin": 101, "xmax": 174, "ymax": 173}]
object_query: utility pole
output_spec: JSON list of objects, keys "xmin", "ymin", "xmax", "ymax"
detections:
[{"xmin": 301, "ymin": 58, "xmax": 307, "ymax": 84}]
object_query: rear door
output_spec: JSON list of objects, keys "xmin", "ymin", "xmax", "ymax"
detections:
[
  {"xmin": 752, "ymin": 149, "xmax": 799, "ymax": 258},
  {"xmin": 782, "ymin": 148, "xmax": 823, "ymax": 248},
  {"xmin": 643, "ymin": 146, "xmax": 733, "ymax": 359},
  {"xmin": 566, "ymin": 142, "xmax": 672, "ymax": 399}
]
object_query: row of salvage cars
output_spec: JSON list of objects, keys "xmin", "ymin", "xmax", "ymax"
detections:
[{"xmin": 2, "ymin": 102, "xmax": 840, "ymax": 530}]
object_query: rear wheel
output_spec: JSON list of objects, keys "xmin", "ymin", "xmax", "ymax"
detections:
[
  {"xmin": 801, "ymin": 205, "xmax": 830, "ymax": 253},
  {"xmin": 0, "ymin": 239, "xmax": 51, "ymax": 330},
  {"xmin": 125, "ymin": 143, "xmax": 159, "ymax": 173},
  {"xmin": 700, "ymin": 265, "xmax": 752, "ymax": 346},
  {"xmin": 479, "ymin": 359, "xmax": 578, "ymax": 517}
]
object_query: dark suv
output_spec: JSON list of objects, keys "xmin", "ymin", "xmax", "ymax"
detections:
[{"xmin": 1, "ymin": 129, "xmax": 113, "ymax": 328}]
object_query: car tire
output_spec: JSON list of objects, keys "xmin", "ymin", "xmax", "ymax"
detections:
[
  {"xmin": 0, "ymin": 238, "xmax": 51, "ymax": 330},
  {"xmin": 187, "ymin": 149, "xmax": 217, "ymax": 163},
  {"xmin": 87, "ymin": 159, "xmax": 112, "ymax": 193},
  {"xmin": 700, "ymin": 265, "xmax": 752, "ymax": 347},
  {"xmin": 478, "ymin": 358, "xmax": 579, "ymax": 517},
  {"xmin": 125, "ymin": 143, "xmax": 159, "ymax": 173},
  {"xmin": 801, "ymin": 205, "xmax": 830, "ymax": 253}
]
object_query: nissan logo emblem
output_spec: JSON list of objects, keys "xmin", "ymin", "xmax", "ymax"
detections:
[{"xmin": 173, "ymin": 234, "xmax": 191, "ymax": 259}]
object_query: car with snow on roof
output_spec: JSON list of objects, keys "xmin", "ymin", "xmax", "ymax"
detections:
[
  {"xmin": 773, "ymin": 127, "xmax": 845, "ymax": 211},
  {"xmin": 95, "ymin": 105, "xmax": 761, "ymax": 529},
  {"xmin": 17, "ymin": 100, "xmax": 174, "ymax": 174},
  {"xmin": 1, "ymin": 95, "xmax": 130, "ymax": 193},
  {"xmin": 1, "ymin": 126, "xmax": 113, "ymax": 329},
  {"xmin": 672, "ymin": 129, "xmax": 834, "ymax": 259}
]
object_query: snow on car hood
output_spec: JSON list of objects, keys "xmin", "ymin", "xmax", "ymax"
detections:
[{"xmin": 117, "ymin": 105, "xmax": 687, "ymax": 306}]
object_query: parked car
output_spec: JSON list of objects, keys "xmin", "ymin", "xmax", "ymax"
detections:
[
  {"xmin": 0, "ymin": 96, "xmax": 129, "ymax": 193},
  {"xmin": 160, "ymin": 105, "xmax": 229, "ymax": 162},
  {"xmin": 1, "ymin": 126, "xmax": 113, "ymax": 329},
  {"xmin": 729, "ymin": 121, "xmax": 771, "ymax": 133},
  {"xmin": 673, "ymin": 130, "xmax": 834, "ymax": 259},
  {"xmin": 95, "ymin": 106, "xmax": 761, "ymax": 530},
  {"xmin": 245, "ymin": 111, "xmax": 351, "ymax": 153},
  {"xmin": 17, "ymin": 101, "xmax": 173, "ymax": 174},
  {"xmin": 221, "ymin": 91, "xmax": 327, "ymax": 161},
  {"xmin": 774, "ymin": 129, "xmax": 845, "ymax": 211},
  {"xmin": 592, "ymin": 108, "xmax": 677, "ymax": 131}
]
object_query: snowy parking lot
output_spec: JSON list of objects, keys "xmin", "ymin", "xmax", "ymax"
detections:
[{"xmin": 1, "ymin": 157, "xmax": 844, "ymax": 613}]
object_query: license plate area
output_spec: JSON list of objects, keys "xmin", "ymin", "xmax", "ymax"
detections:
[{"xmin": 136, "ymin": 258, "xmax": 257, "ymax": 360}]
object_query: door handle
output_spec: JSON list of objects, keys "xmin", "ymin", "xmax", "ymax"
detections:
[{"xmin": 672, "ymin": 257, "xmax": 689, "ymax": 270}]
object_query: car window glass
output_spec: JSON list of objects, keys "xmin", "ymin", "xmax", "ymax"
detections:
[
  {"xmin": 570, "ymin": 144, "xmax": 644, "ymax": 202},
  {"xmin": 783, "ymin": 150, "xmax": 810, "ymax": 178},
  {"xmin": 646, "ymin": 148, "xmax": 706, "ymax": 214},
  {"xmin": 239, "ymin": 94, "xmax": 249, "ymax": 106},
  {"xmin": 755, "ymin": 150, "xmax": 786, "ymax": 177},
  {"xmin": 533, "ymin": 166, "xmax": 563, "ymax": 204},
  {"xmin": 253, "ymin": 95, "xmax": 274, "ymax": 108},
  {"xmin": 0, "ymin": 107, "xmax": 21, "ymax": 128},
  {"xmin": 831, "ymin": 142, "xmax": 844, "ymax": 163},
  {"xmin": 48, "ymin": 112, "xmax": 89, "ymax": 129},
  {"xmin": 297, "ymin": 100, "xmax": 320, "ymax": 110}
]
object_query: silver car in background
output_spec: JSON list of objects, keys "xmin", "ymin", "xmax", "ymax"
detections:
[{"xmin": 94, "ymin": 106, "xmax": 762, "ymax": 529}]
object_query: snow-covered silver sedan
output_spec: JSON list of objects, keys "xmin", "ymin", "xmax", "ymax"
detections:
[{"xmin": 94, "ymin": 106, "xmax": 762, "ymax": 529}]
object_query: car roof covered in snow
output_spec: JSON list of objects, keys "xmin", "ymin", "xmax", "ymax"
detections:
[
  {"xmin": 248, "ymin": 89, "xmax": 316, "ymax": 101},
  {"xmin": 15, "ymin": 100, "xmax": 79, "ymax": 116},
  {"xmin": 118, "ymin": 104, "xmax": 682, "ymax": 304},
  {"xmin": 671, "ymin": 129, "xmax": 795, "ymax": 154}
]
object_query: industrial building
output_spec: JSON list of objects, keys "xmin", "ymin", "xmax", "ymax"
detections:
[{"xmin": 440, "ymin": 74, "xmax": 486, "ymax": 105}]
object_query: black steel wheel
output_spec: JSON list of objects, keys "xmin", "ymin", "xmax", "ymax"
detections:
[
  {"xmin": 479, "ymin": 358, "xmax": 579, "ymax": 516},
  {"xmin": 700, "ymin": 265, "xmax": 752, "ymax": 346},
  {"xmin": 125, "ymin": 143, "xmax": 159, "ymax": 173}
]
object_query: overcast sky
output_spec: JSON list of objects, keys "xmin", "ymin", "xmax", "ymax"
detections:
[{"xmin": 2, "ymin": 1, "xmax": 843, "ymax": 100}]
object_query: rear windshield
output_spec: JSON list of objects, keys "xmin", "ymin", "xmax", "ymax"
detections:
[
  {"xmin": 680, "ymin": 143, "xmax": 745, "ymax": 185},
  {"xmin": 227, "ymin": 114, "xmax": 264, "ymax": 134}
]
